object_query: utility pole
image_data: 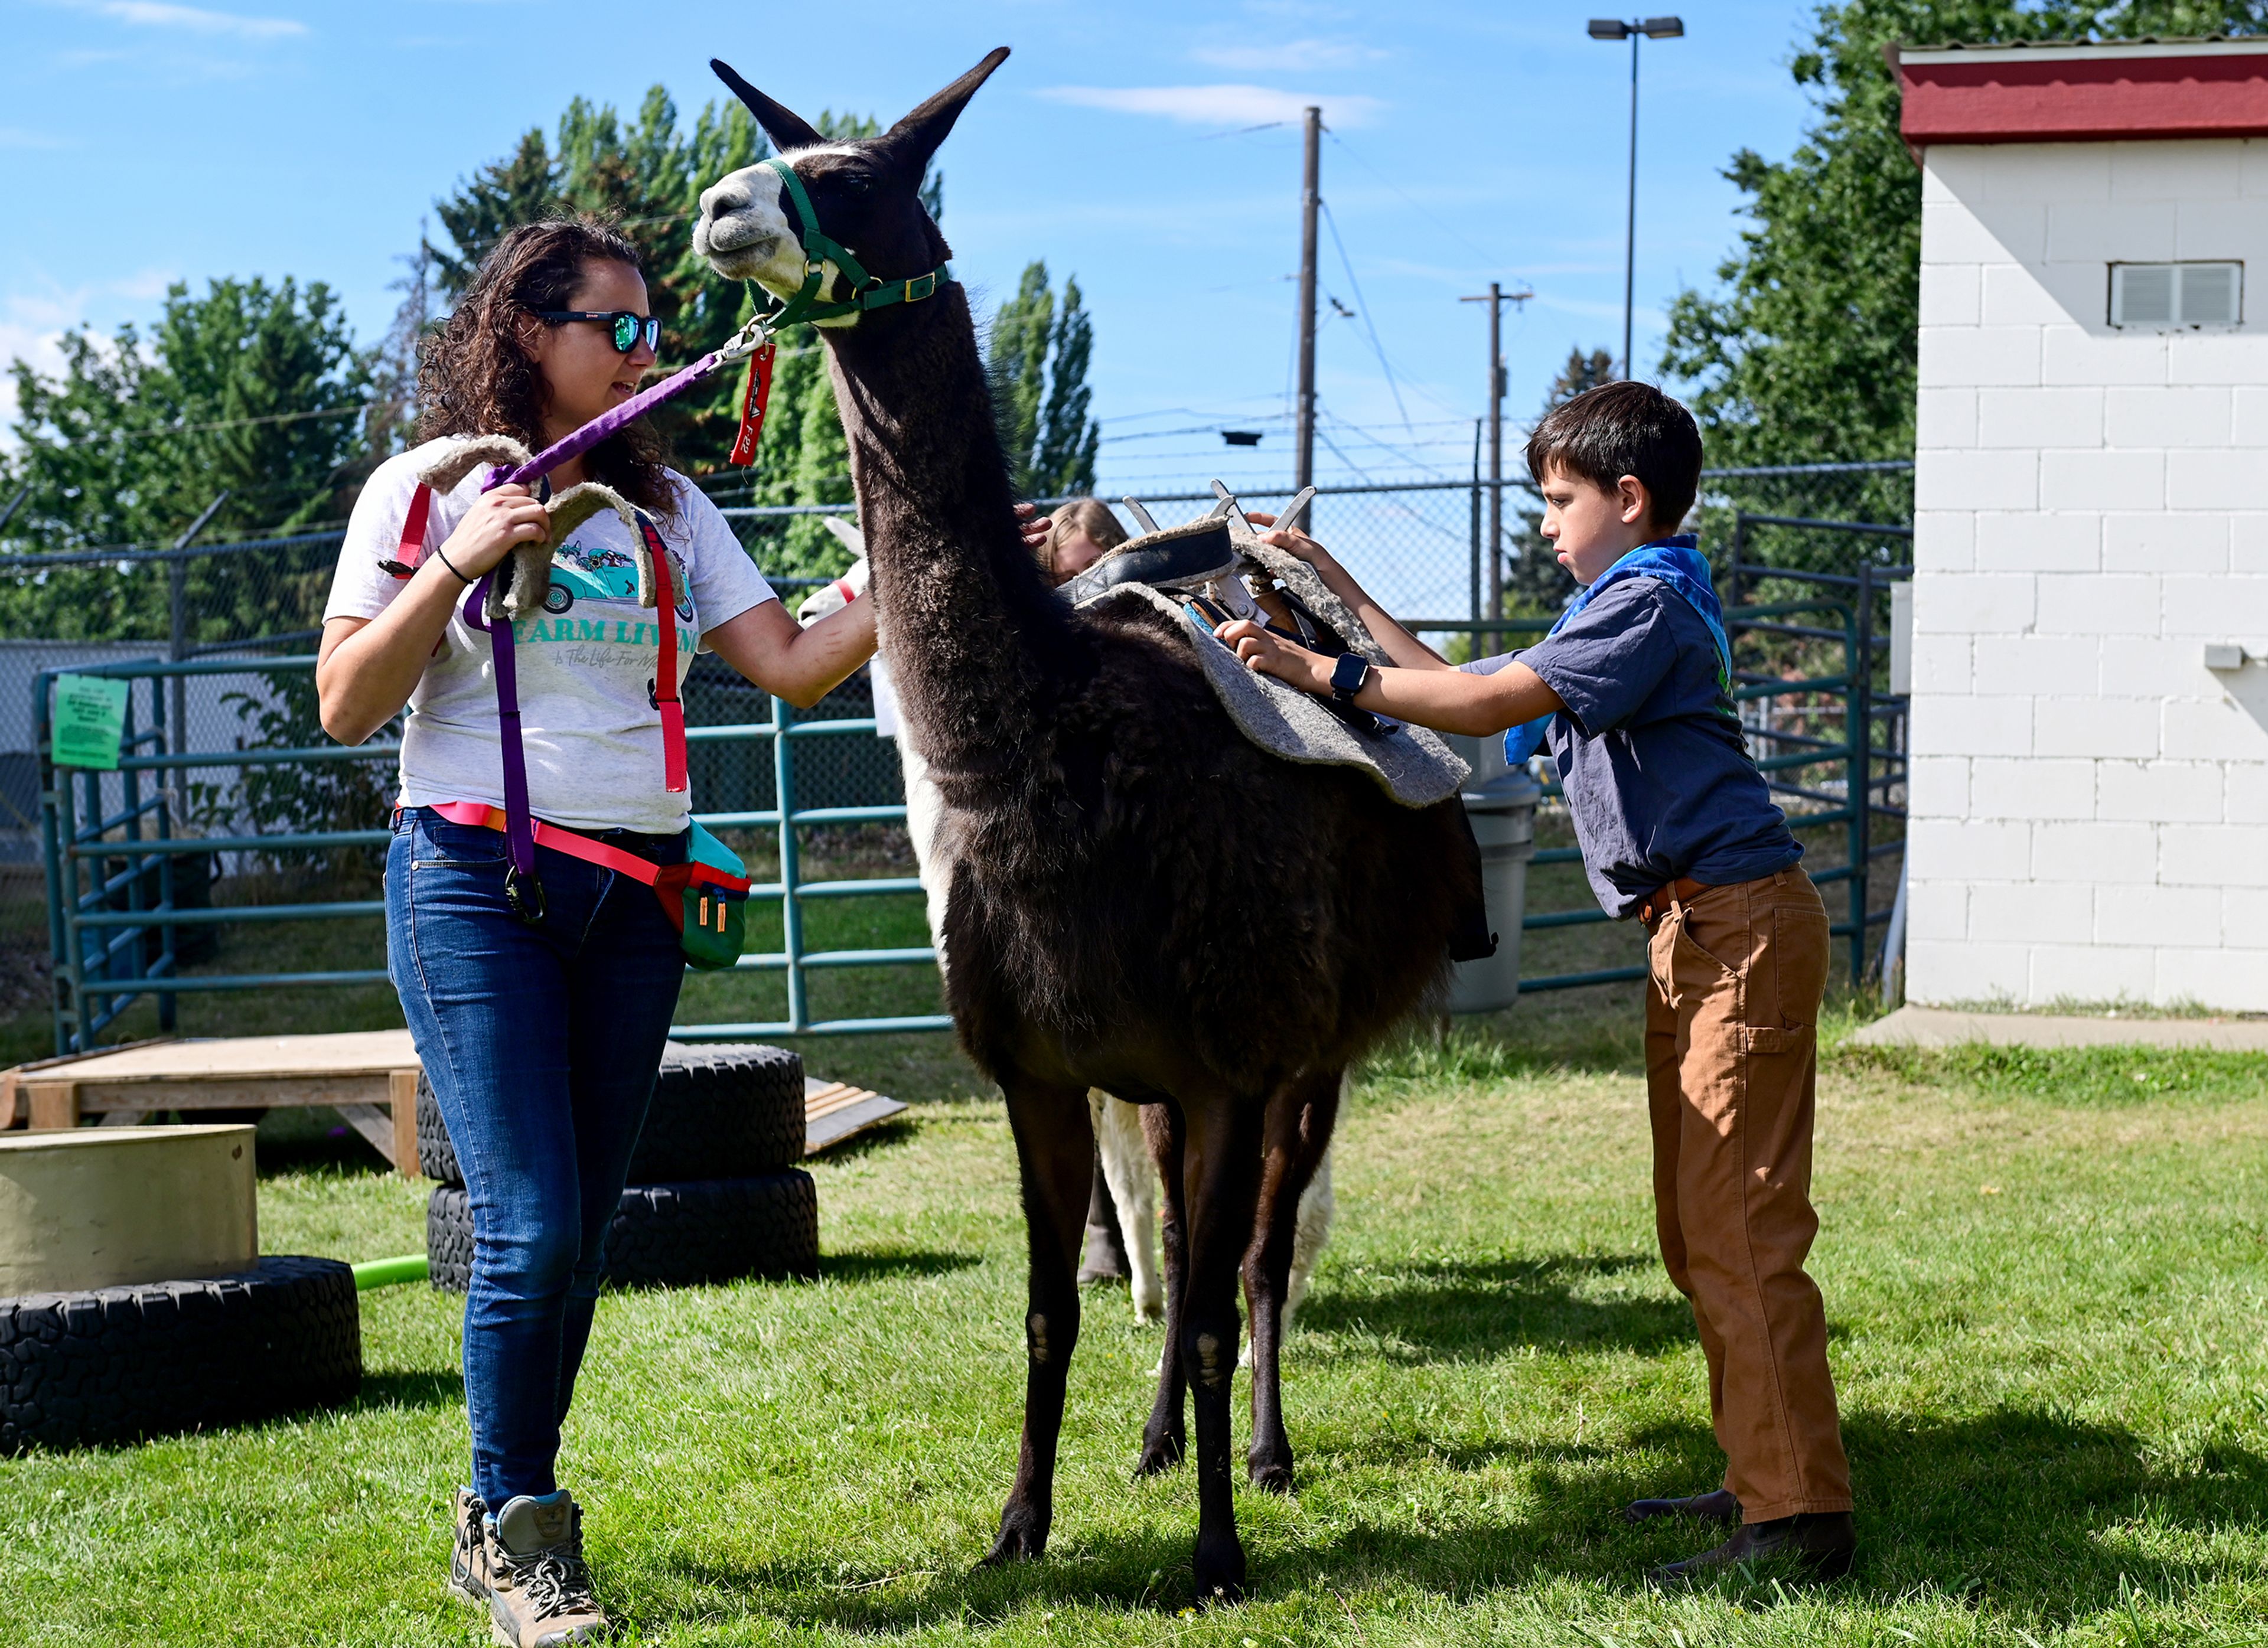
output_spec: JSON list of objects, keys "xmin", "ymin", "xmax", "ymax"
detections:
[
  {"xmin": 1293, "ymin": 105, "xmax": 1321, "ymax": 491},
  {"xmin": 1459, "ymin": 283, "xmax": 1530, "ymax": 645},
  {"xmin": 1589, "ymin": 17, "xmax": 1684, "ymax": 378}
]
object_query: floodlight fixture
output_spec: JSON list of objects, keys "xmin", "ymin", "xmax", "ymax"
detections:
[
  {"xmin": 1588, "ymin": 18, "xmax": 1631, "ymax": 38},
  {"xmin": 1642, "ymin": 15, "xmax": 1685, "ymax": 37}
]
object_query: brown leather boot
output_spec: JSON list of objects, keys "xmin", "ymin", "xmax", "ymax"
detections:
[
  {"xmin": 1624, "ymin": 1487, "xmax": 1741, "ymax": 1525},
  {"xmin": 1649, "ymin": 1511, "xmax": 1856, "ymax": 1586},
  {"xmin": 483, "ymin": 1491, "xmax": 610, "ymax": 1646},
  {"xmin": 448, "ymin": 1489, "xmax": 491, "ymax": 1604}
]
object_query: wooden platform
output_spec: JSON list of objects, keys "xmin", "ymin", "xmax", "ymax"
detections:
[
  {"xmin": 1, "ymin": 1033, "xmax": 908, "ymax": 1176},
  {"xmin": 1, "ymin": 1031, "xmax": 422, "ymax": 1172}
]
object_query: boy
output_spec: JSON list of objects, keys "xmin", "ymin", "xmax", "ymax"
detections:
[{"xmin": 1218, "ymin": 381, "xmax": 1854, "ymax": 1582}]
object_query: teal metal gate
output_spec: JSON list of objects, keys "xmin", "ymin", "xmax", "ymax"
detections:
[{"xmin": 35, "ymin": 654, "xmax": 943, "ymax": 1056}]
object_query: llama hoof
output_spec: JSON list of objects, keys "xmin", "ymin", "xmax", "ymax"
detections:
[
  {"xmin": 1191, "ymin": 1538, "xmax": 1247, "ymax": 1606},
  {"xmin": 982, "ymin": 1504, "xmax": 1050, "ymax": 1565},
  {"xmin": 1133, "ymin": 1428, "xmax": 1185, "ymax": 1477},
  {"xmin": 1246, "ymin": 1456, "xmax": 1293, "ymax": 1495}
]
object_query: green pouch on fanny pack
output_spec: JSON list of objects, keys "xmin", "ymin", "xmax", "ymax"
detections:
[{"xmin": 673, "ymin": 822, "xmax": 751, "ymax": 970}]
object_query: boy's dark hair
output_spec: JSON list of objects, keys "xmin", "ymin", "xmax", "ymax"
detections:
[{"xmin": 1524, "ymin": 380, "xmax": 1703, "ymax": 533}]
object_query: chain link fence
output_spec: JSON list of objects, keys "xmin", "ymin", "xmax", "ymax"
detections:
[{"xmin": 1, "ymin": 462, "xmax": 1912, "ymax": 1057}]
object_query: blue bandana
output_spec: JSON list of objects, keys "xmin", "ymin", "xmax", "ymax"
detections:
[{"xmin": 1502, "ymin": 536, "xmax": 1731, "ymax": 765}]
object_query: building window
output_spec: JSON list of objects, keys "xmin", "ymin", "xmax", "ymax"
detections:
[{"xmin": 2109, "ymin": 262, "xmax": 2242, "ymax": 328}]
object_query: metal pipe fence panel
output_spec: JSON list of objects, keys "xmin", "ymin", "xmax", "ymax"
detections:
[{"xmin": 15, "ymin": 468, "xmax": 1911, "ymax": 1052}]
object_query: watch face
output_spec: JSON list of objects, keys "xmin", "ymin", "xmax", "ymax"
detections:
[{"xmin": 1332, "ymin": 652, "xmax": 1367, "ymax": 694}]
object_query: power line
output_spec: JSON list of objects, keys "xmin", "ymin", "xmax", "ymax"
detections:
[
  {"xmin": 1325, "ymin": 130, "xmax": 1514, "ymax": 273},
  {"xmin": 1319, "ymin": 200, "xmax": 1410, "ymax": 431}
]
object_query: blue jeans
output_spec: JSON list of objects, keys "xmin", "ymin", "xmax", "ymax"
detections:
[{"xmin": 386, "ymin": 806, "xmax": 686, "ymax": 1506}]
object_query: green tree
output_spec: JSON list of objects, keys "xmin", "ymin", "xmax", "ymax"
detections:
[
  {"xmin": 1663, "ymin": 0, "xmax": 2267, "ymax": 489},
  {"xmin": 1, "ymin": 278, "xmax": 371, "ymax": 641},
  {"xmin": 1503, "ymin": 347, "xmax": 1617, "ymax": 616},
  {"xmin": 988, "ymin": 260, "xmax": 1099, "ymax": 499}
]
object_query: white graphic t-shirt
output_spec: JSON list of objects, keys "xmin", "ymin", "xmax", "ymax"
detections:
[{"xmin": 325, "ymin": 437, "xmax": 777, "ymax": 834}]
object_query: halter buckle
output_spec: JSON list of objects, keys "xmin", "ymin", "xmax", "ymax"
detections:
[{"xmin": 903, "ymin": 272, "xmax": 937, "ymax": 303}]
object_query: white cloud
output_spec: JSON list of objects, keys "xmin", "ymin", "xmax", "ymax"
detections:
[
  {"xmin": 1035, "ymin": 84, "xmax": 1383, "ymax": 129},
  {"xmin": 57, "ymin": 1, "xmax": 307, "ymax": 40},
  {"xmin": 1190, "ymin": 38, "xmax": 1386, "ymax": 71},
  {"xmin": 0, "ymin": 129, "xmax": 70, "ymax": 151}
]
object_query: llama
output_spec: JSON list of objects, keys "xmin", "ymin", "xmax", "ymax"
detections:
[
  {"xmin": 696, "ymin": 48, "xmax": 1477, "ymax": 1601},
  {"xmin": 801, "ymin": 530, "xmax": 1334, "ymax": 1343}
]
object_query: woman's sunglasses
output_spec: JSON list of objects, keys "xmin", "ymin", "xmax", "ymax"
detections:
[{"xmin": 537, "ymin": 309, "xmax": 660, "ymax": 354}]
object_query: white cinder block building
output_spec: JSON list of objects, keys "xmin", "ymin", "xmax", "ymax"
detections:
[{"xmin": 1896, "ymin": 39, "xmax": 2268, "ymax": 1009}]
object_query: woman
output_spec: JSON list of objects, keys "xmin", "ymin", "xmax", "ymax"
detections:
[{"xmin": 318, "ymin": 220, "xmax": 874, "ymax": 1646}]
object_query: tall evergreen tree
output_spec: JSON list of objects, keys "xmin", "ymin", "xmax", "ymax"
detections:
[
  {"xmin": 431, "ymin": 130, "xmax": 559, "ymax": 299},
  {"xmin": 988, "ymin": 261, "xmax": 1100, "ymax": 498},
  {"xmin": 1503, "ymin": 347, "xmax": 1617, "ymax": 616}
]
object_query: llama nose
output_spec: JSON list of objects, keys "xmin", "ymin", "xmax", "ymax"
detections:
[{"xmin": 699, "ymin": 180, "xmax": 746, "ymax": 221}]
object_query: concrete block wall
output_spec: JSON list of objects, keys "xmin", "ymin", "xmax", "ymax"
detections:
[{"xmin": 1909, "ymin": 138, "xmax": 2268, "ymax": 1009}]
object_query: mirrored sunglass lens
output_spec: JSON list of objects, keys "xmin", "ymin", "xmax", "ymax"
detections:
[{"xmin": 612, "ymin": 313, "xmax": 639, "ymax": 351}]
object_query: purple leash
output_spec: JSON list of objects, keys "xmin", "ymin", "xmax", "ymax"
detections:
[
  {"xmin": 463, "ymin": 573, "xmax": 542, "ymax": 921},
  {"xmin": 477, "ymin": 353, "xmax": 725, "ymax": 498}
]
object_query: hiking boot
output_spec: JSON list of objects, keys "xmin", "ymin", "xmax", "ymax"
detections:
[
  {"xmin": 483, "ymin": 1490, "xmax": 610, "ymax": 1646},
  {"xmin": 448, "ymin": 1489, "xmax": 491, "ymax": 1604},
  {"xmin": 1648, "ymin": 1510, "xmax": 1856, "ymax": 1587},
  {"xmin": 1624, "ymin": 1487, "xmax": 1741, "ymax": 1525}
]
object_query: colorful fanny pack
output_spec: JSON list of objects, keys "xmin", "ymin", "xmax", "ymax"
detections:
[{"xmin": 399, "ymin": 479, "xmax": 751, "ymax": 968}]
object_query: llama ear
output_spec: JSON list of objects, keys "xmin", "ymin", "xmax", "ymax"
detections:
[
  {"xmin": 878, "ymin": 47, "xmax": 1009, "ymax": 175},
  {"xmin": 710, "ymin": 58, "xmax": 826, "ymax": 152}
]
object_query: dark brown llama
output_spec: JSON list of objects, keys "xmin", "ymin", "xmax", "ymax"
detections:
[{"xmin": 695, "ymin": 48, "xmax": 1479, "ymax": 1602}]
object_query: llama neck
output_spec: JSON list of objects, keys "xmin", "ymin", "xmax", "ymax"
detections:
[{"xmin": 825, "ymin": 289, "xmax": 1083, "ymax": 759}]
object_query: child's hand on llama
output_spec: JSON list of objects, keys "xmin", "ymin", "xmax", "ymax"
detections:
[
  {"xmin": 1215, "ymin": 618, "xmax": 1331, "ymax": 695},
  {"xmin": 1014, "ymin": 501, "xmax": 1052, "ymax": 556},
  {"xmin": 1244, "ymin": 511, "xmax": 1335, "ymax": 571},
  {"xmin": 438, "ymin": 484, "xmax": 551, "ymax": 579}
]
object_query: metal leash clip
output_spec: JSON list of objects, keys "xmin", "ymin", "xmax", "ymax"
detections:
[
  {"xmin": 504, "ymin": 866, "xmax": 548, "ymax": 926},
  {"xmin": 715, "ymin": 312, "xmax": 774, "ymax": 366}
]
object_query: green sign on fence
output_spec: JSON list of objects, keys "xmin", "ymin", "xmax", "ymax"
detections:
[{"xmin": 51, "ymin": 674, "xmax": 129, "ymax": 770}]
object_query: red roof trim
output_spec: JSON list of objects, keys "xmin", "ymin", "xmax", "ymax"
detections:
[{"xmin": 1899, "ymin": 49, "xmax": 2268, "ymax": 144}]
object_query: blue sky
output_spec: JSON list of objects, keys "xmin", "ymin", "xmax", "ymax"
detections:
[{"xmin": 3, "ymin": 0, "xmax": 1825, "ymax": 498}]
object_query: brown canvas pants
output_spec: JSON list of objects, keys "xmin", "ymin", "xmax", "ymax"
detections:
[{"xmin": 1644, "ymin": 866, "xmax": 1852, "ymax": 1522}]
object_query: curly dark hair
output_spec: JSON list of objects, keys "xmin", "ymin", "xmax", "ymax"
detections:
[{"xmin": 418, "ymin": 218, "xmax": 679, "ymax": 520}]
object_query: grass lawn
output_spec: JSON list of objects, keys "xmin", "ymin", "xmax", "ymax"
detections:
[{"xmin": 6, "ymin": 998, "xmax": 2268, "ymax": 1645}]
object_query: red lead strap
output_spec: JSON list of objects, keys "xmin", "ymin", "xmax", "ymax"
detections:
[
  {"xmin": 726, "ymin": 341, "xmax": 776, "ymax": 468},
  {"xmin": 637, "ymin": 512, "xmax": 689, "ymax": 794},
  {"xmin": 381, "ymin": 483, "xmax": 434, "ymax": 579}
]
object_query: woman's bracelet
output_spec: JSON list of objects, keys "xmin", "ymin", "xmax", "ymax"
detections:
[{"xmin": 433, "ymin": 543, "xmax": 475, "ymax": 586}]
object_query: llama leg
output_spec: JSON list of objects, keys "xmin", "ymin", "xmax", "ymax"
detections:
[
  {"xmin": 983, "ymin": 1072, "xmax": 1094, "ymax": 1567},
  {"xmin": 1096, "ymin": 1094, "xmax": 1162, "ymax": 1320},
  {"xmin": 1135, "ymin": 1099, "xmax": 1188, "ymax": 1476},
  {"xmin": 1244, "ymin": 1069, "xmax": 1341, "ymax": 1493},
  {"xmin": 1282, "ymin": 1146, "xmax": 1335, "ymax": 1337},
  {"xmin": 1178, "ymin": 1093, "xmax": 1267, "ymax": 1604}
]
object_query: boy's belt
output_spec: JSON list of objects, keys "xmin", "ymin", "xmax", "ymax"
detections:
[{"xmin": 1638, "ymin": 876, "xmax": 1710, "ymax": 926}]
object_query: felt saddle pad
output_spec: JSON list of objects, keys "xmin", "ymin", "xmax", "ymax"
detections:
[{"xmin": 1074, "ymin": 569, "xmax": 1470, "ymax": 810}]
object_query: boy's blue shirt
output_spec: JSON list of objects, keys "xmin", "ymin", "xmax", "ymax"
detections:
[
  {"xmin": 1470, "ymin": 536, "xmax": 1800, "ymax": 919},
  {"xmin": 1502, "ymin": 536, "xmax": 1729, "ymax": 764}
]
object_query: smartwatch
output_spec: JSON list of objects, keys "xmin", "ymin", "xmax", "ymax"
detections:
[{"xmin": 1330, "ymin": 652, "xmax": 1372, "ymax": 702}]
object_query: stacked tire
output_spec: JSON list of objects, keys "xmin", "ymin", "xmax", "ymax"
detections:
[
  {"xmin": 422, "ymin": 1044, "xmax": 818, "ymax": 1291},
  {"xmin": 0, "ymin": 1257, "xmax": 362, "ymax": 1453}
]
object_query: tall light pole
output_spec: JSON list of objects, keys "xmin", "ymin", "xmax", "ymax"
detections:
[{"xmin": 1588, "ymin": 16, "xmax": 1683, "ymax": 379}]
